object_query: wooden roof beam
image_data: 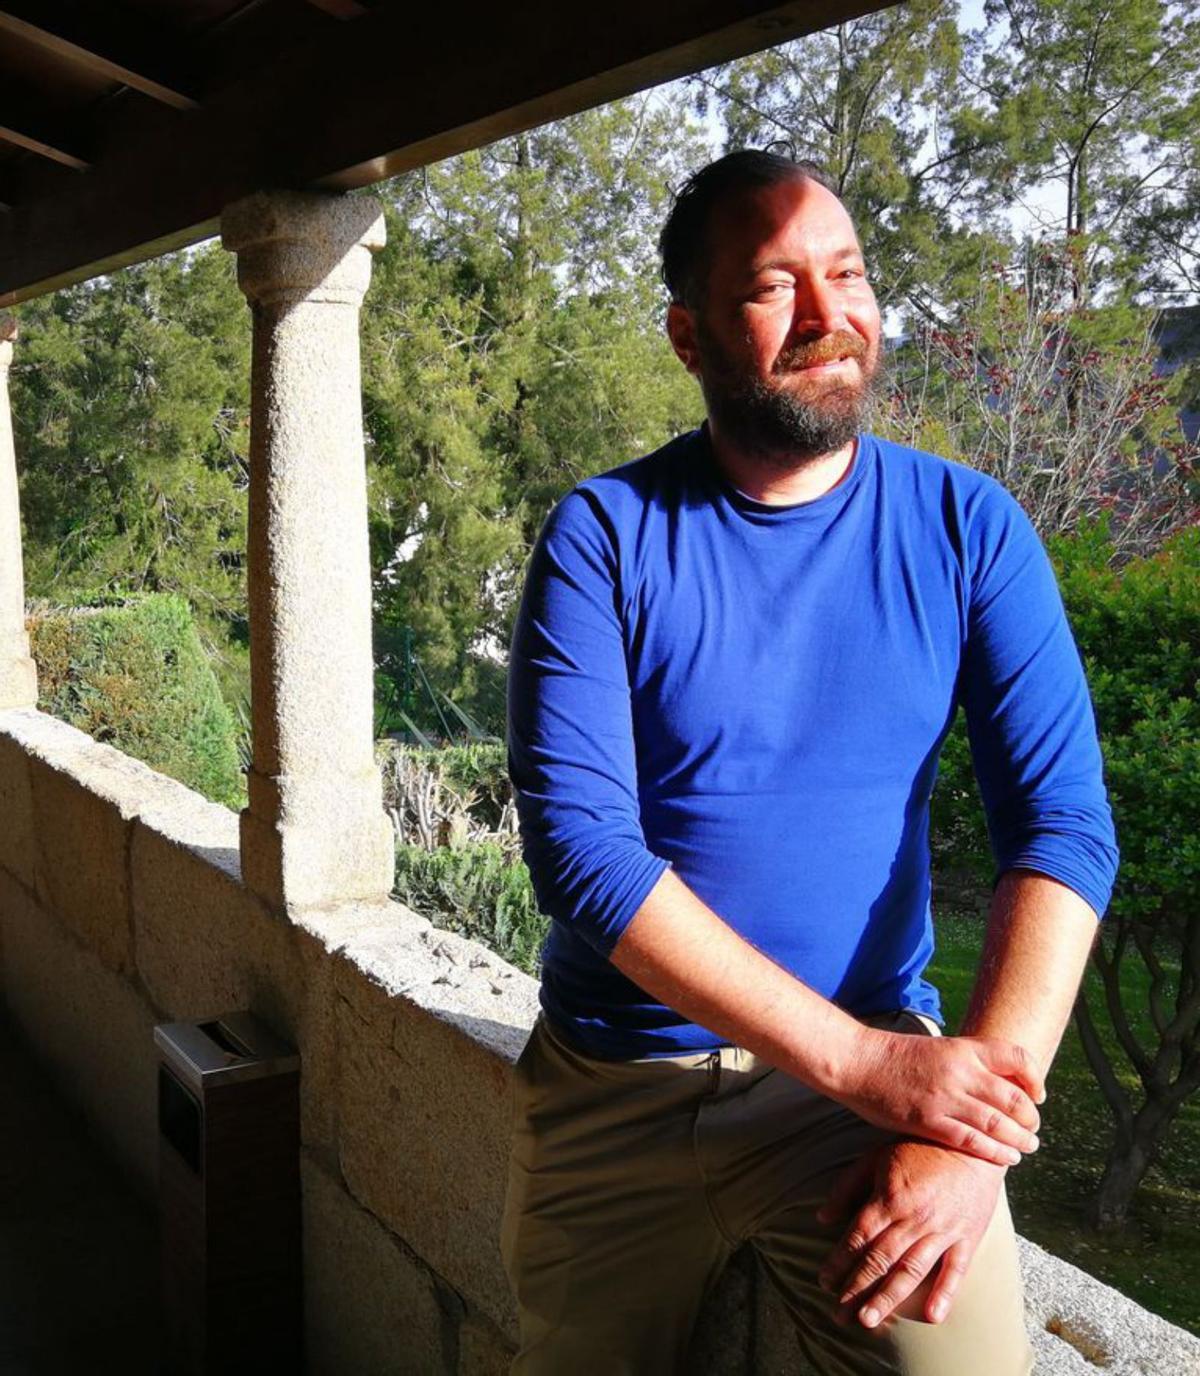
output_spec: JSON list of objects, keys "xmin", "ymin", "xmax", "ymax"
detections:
[
  {"xmin": 0, "ymin": 2, "xmax": 199, "ymax": 111},
  {"xmin": 0, "ymin": 108, "xmax": 89, "ymax": 171},
  {"xmin": 304, "ymin": 0, "xmax": 371, "ymax": 16}
]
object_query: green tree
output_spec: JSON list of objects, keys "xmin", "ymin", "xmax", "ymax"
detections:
[
  {"xmin": 692, "ymin": 3, "xmax": 1015, "ymax": 321},
  {"xmin": 972, "ymin": 0, "xmax": 1200, "ymax": 305},
  {"xmin": 364, "ymin": 96, "xmax": 707, "ymax": 733},
  {"xmin": 11, "ymin": 245, "xmax": 252, "ymax": 708}
]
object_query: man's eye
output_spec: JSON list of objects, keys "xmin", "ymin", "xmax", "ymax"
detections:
[{"xmin": 752, "ymin": 283, "xmax": 790, "ymax": 298}]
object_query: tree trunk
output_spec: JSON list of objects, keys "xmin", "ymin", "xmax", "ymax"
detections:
[{"xmin": 1087, "ymin": 1094, "xmax": 1176, "ymax": 1231}]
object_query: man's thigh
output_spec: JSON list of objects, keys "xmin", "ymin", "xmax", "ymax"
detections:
[
  {"xmin": 699, "ymin": 1012, "xmax": 1033, "ymax": 1376},
  {"xmin": 501, "ymin": 1016, "xmax": 734, "ymax": 1376}
]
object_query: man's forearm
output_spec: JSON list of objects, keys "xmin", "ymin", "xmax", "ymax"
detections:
[
  {"xmin": 609, "ymin": 866, "xmax": 864, "ymax": 1091},
  {"xmin": 607, "ymin": 866, "xmax": 1044, "ymax": 1165},
  {"xmin": 958, "ymin": 867, "xmax": 1100, "ymax": 1074}
]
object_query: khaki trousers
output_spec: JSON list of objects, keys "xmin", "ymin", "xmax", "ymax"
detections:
[{"xmin": 500, "ymin": 1010, "xmax": 1034, "ymax": 1376}]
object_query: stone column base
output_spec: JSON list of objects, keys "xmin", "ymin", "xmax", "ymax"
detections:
[{"xmin": 239, "ymin": 797, "xmax": 395, "ymax": 915}]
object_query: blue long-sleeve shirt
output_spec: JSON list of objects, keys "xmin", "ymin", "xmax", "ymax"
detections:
[{"xmin": 507, "ymin": 424, "xmax": 1118, "ymax": 1059}]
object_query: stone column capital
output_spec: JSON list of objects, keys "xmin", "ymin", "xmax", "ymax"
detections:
[{"xmin": 221, "ymin": 190, "xmax": 386, "ymax": 308}]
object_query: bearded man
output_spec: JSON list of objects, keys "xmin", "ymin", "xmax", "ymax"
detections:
[{"xmin": 501, "ymin": 149, "xmax": 1118, "ymax": 1376}]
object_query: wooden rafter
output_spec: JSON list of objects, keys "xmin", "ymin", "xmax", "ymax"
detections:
[
  {"xmin": 0, "ymin": 2, "xmax": 199, "ymax": 111},
  {"xmin": 304, "ymin": 0, "xmax": 370, "ymax": 16},
  {"xmin": 0, "ymin": 111, "xmax": 88, "ymax": 171}
]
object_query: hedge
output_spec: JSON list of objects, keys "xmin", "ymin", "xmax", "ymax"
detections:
[{"xmin": 27, "ymin": 592, "xmax": 245, "ymax": 810}]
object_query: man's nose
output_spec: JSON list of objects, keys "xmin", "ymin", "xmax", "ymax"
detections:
[{"xmin": 790, "ymin": 278, "xmax": 845, "ymax": 337}]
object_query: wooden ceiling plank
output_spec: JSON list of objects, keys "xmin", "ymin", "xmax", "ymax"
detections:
[
  {"xmin": 0, "ymin": 3, "xmax": 199, "ymax": 111},
  {"xmin": 0, "ymin": 120, "xmax": 88, "ymax": 171},
  {"xmin": 304, "ymin": 0, "xmax": 370, "ymax": 16},
  {"xmin": 0, "ymin": 0, "xmax": 895, "ymax": 306}
]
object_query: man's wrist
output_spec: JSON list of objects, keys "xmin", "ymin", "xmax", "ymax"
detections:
[
  {"xmin": 889, "ymin": 1137, "xmax": 1010, "ymax": 1181},
  {"xmin": 781, "ymin": 1006, "xmax": 879, "ymax": 1097}
]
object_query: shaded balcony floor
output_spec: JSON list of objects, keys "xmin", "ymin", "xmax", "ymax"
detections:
[{"xmin": 0, "ymin": 1003, "xmax": 161, "ymax": 1375}]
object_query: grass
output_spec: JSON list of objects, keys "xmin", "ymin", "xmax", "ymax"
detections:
[{"xmin": 928, "ymin": 909, "xmax": 1200, "ymax": 1336}]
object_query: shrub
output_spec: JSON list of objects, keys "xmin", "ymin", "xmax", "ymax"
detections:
[
  {"xmin": 27, "ymin": 592, "xmax": 244, "ymax": 810},
  {"xmin": 392, "ymin": 842, "xmax": 546, "ymax": 976},
  {"xmin": 376, "ymin": 739, "xmax": 516, "ymax": 848},
  {"xmin": 437, "ymin": 741, "xmax": 512, "ymax": 830}
]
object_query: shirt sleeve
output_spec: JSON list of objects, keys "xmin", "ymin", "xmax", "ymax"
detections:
[
  {"xmin": 957, "ymin": 483, "xmax": 1119, "ymax": 919},
  {"xmin": 506, "ymin": 488, "xmax": 670, "ymax": 956}
]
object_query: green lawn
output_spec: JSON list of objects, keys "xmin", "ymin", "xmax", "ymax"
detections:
[{"xmin": 928, "ymin": 910, "xmax": 1200, "ymax": 1336}]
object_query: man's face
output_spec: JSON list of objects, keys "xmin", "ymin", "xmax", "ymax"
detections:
[{"xmin": 667, "ymin": 176, "xmax": 883, "ymax": 464}]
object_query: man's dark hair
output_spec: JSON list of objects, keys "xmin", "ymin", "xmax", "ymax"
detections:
[{"xmin": 659, "ymin": 148, "xmax": 839, "ymax": 307}]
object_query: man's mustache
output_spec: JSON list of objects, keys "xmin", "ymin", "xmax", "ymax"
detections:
[{"xmin": 774, "ymin": 330, "xmax": 867, "ymax": 373}]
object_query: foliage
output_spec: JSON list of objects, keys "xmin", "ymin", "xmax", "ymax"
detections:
[
  {"xmin": 391, "ymin": 842, "xmax": 545, "ymax": 977},
  {"xmin": 11, "ymin": 245, "xmax": 252, "ymax": 722},
  {"xmin": 971, "ymin": 0, "xmax": 1200, "ymax": 301},
  {"xmin": 363, "ymin": 99, "xmax": 707, "ymax": 734},
  {"xmin": 376, "ymin": 740, "xmax": 516, "ymax": 850},
  {"xmin": 27, "ymin": 592, "xmax": 244, "ymax": 809},
  {"xmin": 436, "ymin": 741, "xmax": 513, "ymax": 830},
  {"xmin": 883, "ymin": 242, "xmax": 1199, "ymax": 558}
]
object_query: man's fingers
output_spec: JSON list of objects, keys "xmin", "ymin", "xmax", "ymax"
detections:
[
  {"xmin": 925, "ymin": 1240, "xmax": 972, "ymax": 1323},
  {"xmin": 984, "ymin": 1040, "xmax": 1046, "ymax": 1105},
  {"xmin": 833, "ymin": 1221, "xmax": 915, "ymax": 1307},
  {"xmin": 816, "ymin": 1150, "xmax": 878, "ymax": 1226},
  {"xmin": 963, "ymin": 1094, "xmax": 1040, "ymax": 1156},
  {"xmin": 939, "ymin": 1117, "xmax": 1024, "ymax": 1168},
  {"xmin": 818, "ymin": 1201, "xmax": 889, "ymax": 1296},
  {"xmin": 983, "ymin": 1071, "xmax": 1042, "ymax": 1135},
  {"xmin": 851, "ymin": 1234, "xmax": 948, "ymax": 1328}
]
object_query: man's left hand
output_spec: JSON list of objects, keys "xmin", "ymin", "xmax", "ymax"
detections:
[{"xmin": 816, "ymin": 1139, "xmax": 1006, "ymax": 1329}]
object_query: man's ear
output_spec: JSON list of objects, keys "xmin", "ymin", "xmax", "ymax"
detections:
[{"xmin": 666, "ymin": 302, "xmax": 702, "ymax": 378}]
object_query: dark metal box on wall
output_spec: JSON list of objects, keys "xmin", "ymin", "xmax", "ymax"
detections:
[{"xmin": 154, "ymin": 1011, "xmax": 301, "ymax": 1375}]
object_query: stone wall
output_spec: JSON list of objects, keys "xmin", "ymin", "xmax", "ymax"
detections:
[{"xmin": 0, "ymin": 704, "xmax": 1196, "ymax": 1375}]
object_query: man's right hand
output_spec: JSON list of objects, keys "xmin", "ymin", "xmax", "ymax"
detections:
[
  {"xmin": 609, "ymin": 870, "xmax": 1045, "ymax": 1169},
  {"xmin": 831, "ymin": 1028, "xmax": 1043, "ymax": 1166}
]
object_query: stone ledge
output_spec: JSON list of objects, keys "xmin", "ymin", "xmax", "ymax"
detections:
[
  {"xmin": 304, "ymin": 898, "xmax": 539, "ymax": 1067},
  {"xmin": 1020, "ymin": 1235, "xmax": 1200, "ymax": 1374}
]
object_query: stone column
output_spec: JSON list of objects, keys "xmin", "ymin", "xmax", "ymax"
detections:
[
  {"xmin": 0, "ymin": 315, "xmax": 38, "ymax": 710},
  {"xmin": 222, "ymin": 191, "xmax": 394, "ymax": 912}
]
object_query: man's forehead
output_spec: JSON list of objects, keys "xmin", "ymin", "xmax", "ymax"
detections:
[
  {"xmin": 708, "ymin": 179, "xmax": 862, "ymax": 266},
  {"xmin": 751, "ymin": 245, "xmax": 864, "ymax": 273}
]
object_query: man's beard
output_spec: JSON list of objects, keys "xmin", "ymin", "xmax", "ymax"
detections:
[{"xmin": 696, "ymin": 324, "xmax": 881, "ymax": 466}]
